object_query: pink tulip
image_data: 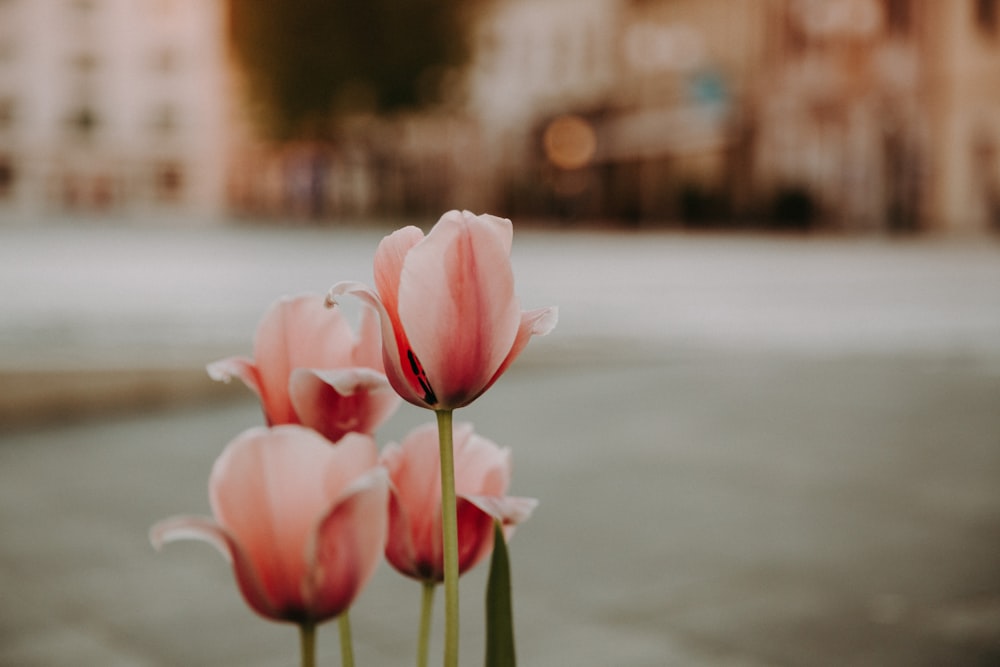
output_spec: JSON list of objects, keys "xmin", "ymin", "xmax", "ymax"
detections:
[
  {"xmin": 151, "ymin": 425, "xmax": 388, "ymax": 624},
  {"xmin": 208, "ymin": 293, "xmax": 399, "ymax": 443},
  {"xmin": 380, "ymin": 422, "xmax": 537, "ymax": 582},
  {"xmin": 326, "ymin": 210, "xmax": 557, "ymax": 410}
]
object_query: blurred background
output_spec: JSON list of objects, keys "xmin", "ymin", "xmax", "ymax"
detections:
[
  {"xmin": 0, "ymin": 0, "xmax": 999, "ymax": 232},
  {"xmin": 1, "ymin": 0, "xmax": 999, "ymax": 665}
]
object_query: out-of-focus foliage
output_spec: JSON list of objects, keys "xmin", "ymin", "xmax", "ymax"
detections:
[{"xmin": 229, "ymin": 0, "xmax": 476, "ymax": 139}]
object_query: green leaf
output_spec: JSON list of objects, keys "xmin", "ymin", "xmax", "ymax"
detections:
[{"xmin": 485, "ymin": 519, "xmax": 516, "ymax": 667}]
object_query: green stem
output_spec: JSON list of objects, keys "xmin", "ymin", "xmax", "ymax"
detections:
[
  {"xmin": 299, "ymin": 622, "xmax": 316, "ymax": 667},
  {"xmin": 339, "ymin": 612, "xmax": 355, "ymax": 667},
  {"xmin": 436, "ymin": 408, "xmax": 460, "ymax": 667},
  {"xmin": 417, "ymin": 581, "xmax": 436, "ymax": 667}
]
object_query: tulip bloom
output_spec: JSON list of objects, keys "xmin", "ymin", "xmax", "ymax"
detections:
[
  {"xmin": 380, "ymin": 422, "xmax": 537, "ymax": 582},
  {"xmin": 326, "ymin": 210, "xmax": 557, "ymax": 410},
  {"xmin": 208, "ymin": 293, "xmax": 399, "ymax": 443},
  {"xmin": 150, "ymin": 425, "xmax": 388, "ymax": 625}
]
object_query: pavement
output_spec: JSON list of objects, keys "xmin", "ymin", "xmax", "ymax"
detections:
[{"xmin": 1, "ymin": 221, "xmax": 1000, "ymax": 666}]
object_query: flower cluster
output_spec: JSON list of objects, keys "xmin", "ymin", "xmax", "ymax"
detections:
[{"xmin": 152, "ymin": 211, "xmax": 556, "ymax": 667}]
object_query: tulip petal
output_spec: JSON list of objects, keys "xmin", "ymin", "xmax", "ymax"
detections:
[
  {"xmin": 150, "ymin": 514, "xmax": 233, "ymax": 560},
  {"xmin": 457, "ymin": 495, "xmax": 538, "ymax": 574},
  {"xmin": 289, "ymin": 367, "xmax": 400, "ymax": 442},
  {"xmin": 327, "ymin": 281, "xmax": 429, "ymax": 408},
  {"xmin": 523, "ymin": 305, "xmax": 560, "ymax": 338},
  {"xmin": 209, "ymin": 426, "xmax": 339, "ymax": 618},
  {"xmin": 398, "ymin": 212, "xmax": 521, "ymax": 408},
  {"xmin": 304, "ymin": 468, "xmax": 389, "ymax": 620},
  {"xmin": 319, "ymin": 431, "xmax": 381, "ymax": 494},
  {"xmin": 453, "ymin": 430, "xmax": 510, "ymax": 497},
  {"xmin": 455, "ymin": 496, "xmax": 498, "ymax": 574},
  {"xmin": 207, "ymin": 356, "xmax": 263, "ymax": 401},
  {"xmin": 475, "ymin": 306, "xmax": 559, "ymax": 403},
  {"xmin": 380, "ymin": 423, "xmax": 450, "ymax": 523},
  {"xmin": 154, "ymin": 427, "xmax": 384, "ymax": 625},
  {"xmin": 255, "ymin": 294, "xmax": 362, "ymax": 425},
  {"xmin": 383, "ymin": 480, "xmax": 423, "ymax": 579},
  {"xmin": 150, "ymin": 515, "xmax": 280, "ymax": 620},
  {"xmin": 373, "ymin": 226, "xmax": 440, "ymax": 404},
  {"xmin": 462, "ymin": 495, "xmax": 539, "ymax": 529},
  {"xmin": 379, "ymin": 426, "xmax": 443, "ymax": 562},
  {"xmin": 459, "ymin": 210, "xmax": 513, "ymax": 254},
  {"xmin": 298, "ymin": 366, "xmax": 392, "ymax": 396},
  {"xmin": 380, "ymin": 421, "xmax": 530, "ymax": 581},
  {"xmin": 373, "ymin": 225, "xmax": 425, "ymax": 333},
  {"xmin": 351, "ymin": 304, "xmax": 384, "ymax": 370}
]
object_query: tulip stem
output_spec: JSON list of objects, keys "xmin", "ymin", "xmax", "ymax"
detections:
[
  {"xmin": 299, "ymin": 621, "xmax": 316, "ymax": 667},
  {"xmin": 417, "ymin": 581, "xmax": 436, "ymax": 667},
  {"xmin": 339, "ymin": 612, "xmax": 356, "ymax": 667},
  {"xmin": 436, "ymin": 408, "xmax": 460, "ymax": 667}
]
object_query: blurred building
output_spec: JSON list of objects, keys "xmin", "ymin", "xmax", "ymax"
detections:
[
  {"xmin": 225, "ymin": 113, "xmax": 490, "ymax": 222},
  {"xmin": 754, "ymin": 0, "xmax": 1000, "ymax": 233},
  {"xmin": 3, "ymin": 0, "xmax": 996, "ymax": 233},
  {"xmin": 921, "ymin": 0, "xmax": 1000, "ymax": 233},
  {"xmin": 466, "ymin": 0, "xmax": 1000, "ymax": 233},
  {"xmin": 0, "ymin": 0, "xmax": 233, "ymax": 221}
]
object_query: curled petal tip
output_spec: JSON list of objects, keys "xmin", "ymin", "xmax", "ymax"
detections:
[
  {"xmin": 323, "ymin": 286, "xmax": 340, "ymax": 309},
  {"xmin": 205, "ymin": 358, "xmax": 262, "ymax": 404},
  {"xmin": 534, "ymin": 306, "xmax": 559, "ymax": 335},
  {"xmin": 512, "ymin": 496, "xmax": 540, "ymax": 521},
  {"xmin": 149, "ymin": 515, "xmax": 233, "ymax": 562},
  {"xmin": 324, "ymin": 281, "xmax": 364, "ymax": 308},
  {"xmin": 523, "ymin": 306, "xmax": 558, "ymax": 338},
  {"xmin": 206, "ymin": 361, "xmax": 231, "ymax": 383},
  {"xmin": 464, "ymin": 495, "xmax": 539, "ymax": 525},
  {"xmin": 148, "ymin": 526, "xmax": 166, "ymax": 551}
]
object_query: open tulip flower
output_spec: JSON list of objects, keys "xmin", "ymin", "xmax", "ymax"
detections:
[
  {"xmin": 151, "ymin": 212, "xmax": 555, "ymax": 667},
  {"xmin": 326, "ymin": 210, "xmax": 557, "ymax": 411},
  {"xmin": 150, "ymin": 425, "xmax": 388, "ymax": 626},
  {"xmin": 208, "ymin": 293, "xmax": 400, "ymax": 443},
  {"xmin": 380, "ymin": 421, "xmax": 537, "ymax": 582}
]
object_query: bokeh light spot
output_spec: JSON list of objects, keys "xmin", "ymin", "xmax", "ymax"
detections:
[{"xmin": 543, "ymin": 114, "xmax": 597, "ymax": 170}]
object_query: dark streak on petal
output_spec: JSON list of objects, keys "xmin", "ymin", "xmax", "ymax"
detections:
[{"xmin": 406, "ymin": 348, "xmax": 438, "ymax": 405}]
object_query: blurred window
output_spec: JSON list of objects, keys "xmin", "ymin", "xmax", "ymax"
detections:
[
  {"xmin": 0, "ymin": 154, "xmax": 14, "ymax": 198},
  {"xmin": 66, "ymin": 106, "xmax": 99, "ymax": 138},
  {"xmin": 977, "ymin": 0, "xmax": 1000, "ymax": 36},
  {"xmin": 885, "ymin": 0, "xmax": 911, "ymax": 34},
  {"xmin": 150, "ymin": 104, "xmax": 178, "ymax": 134},
  {"xmin": 150, "ymin": 46, "xmax": 178, "ymax": 74},
  {"xmin": 0, "ymin": 39, "xmax": 14, "ymax": 65},
  {"xmin": 69, "ymin": 51, "xmax": 99, "ymax": 72},
  {"xmin": 67, "ymin": 0, "xmax": 99, "ymax": 32},
  {"xmin": 153, "ymin": 160, "xmax": 184, "ymax": 201},
  {"xmin": 0, "ymin": 96, "xmax": 14, "ymax": 129}
]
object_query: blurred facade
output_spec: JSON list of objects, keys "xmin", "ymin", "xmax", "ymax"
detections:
[
  {"xmin": 225, "ymin": 113, "xmax": 490, "ymax": 221},
  {"xmin": 0, "ymin": 0, "xmax": 232, "ymax": 221},
  {"xmin": 1, "ymin": 0, "xmax": 999, "ymax": 233},
  {"xmin": 466, "ymin": 0, "xmax": 1000, "ymax": 233},
  {"xmin": 753, "ymin": 0, "xmax": 1000, "ymax": 233}
]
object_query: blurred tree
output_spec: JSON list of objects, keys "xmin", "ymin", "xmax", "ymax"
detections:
[{"xmin": 229, "ymin": 0, "xmax": 476, "ymax": 139}]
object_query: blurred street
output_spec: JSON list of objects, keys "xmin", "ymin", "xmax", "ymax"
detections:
[{"xmin": 1, "ymin": 221, "xmax": 1000, "ymax": 665}]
